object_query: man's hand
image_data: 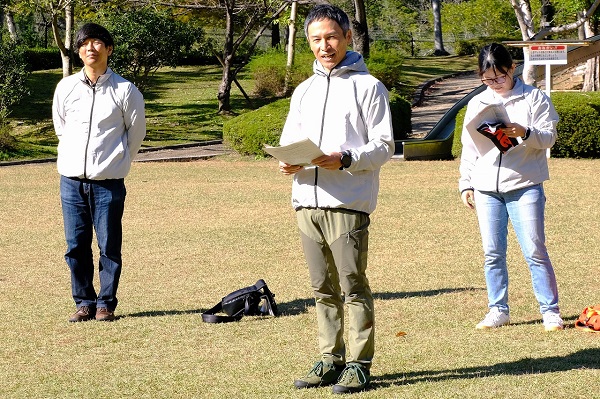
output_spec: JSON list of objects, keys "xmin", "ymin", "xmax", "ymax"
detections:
[
  {"xmin": 461, "ymin": 189, "xmax": 475, "ymax": 209},
  {"xmin": 279, "ymin": 161, "xmax": 303, "ymax": 175},
  {"xmin": 311, "ymin": 152, "xmax": 343, "ymax": 170}
]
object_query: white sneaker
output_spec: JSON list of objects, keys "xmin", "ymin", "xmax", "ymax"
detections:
[
  {"xmin": 476, "ymin": 307, "xmax": 510, "ymax": 329},
  {"xmin": 543, "ymin": 312, "xmax": 564, "ymax": 332}
]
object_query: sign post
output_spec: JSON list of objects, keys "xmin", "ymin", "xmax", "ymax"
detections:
[{"xmin": 527, "ymin": 44, "xmax": 568, "ymax": 96}]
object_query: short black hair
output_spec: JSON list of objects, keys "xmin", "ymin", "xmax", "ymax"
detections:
[
  {"xmin": 76, "ymin": 23, "xmax": 114, "ymax": 49},
  {"xmin": 304, "ymin": 4, "xmax": 350, "ymax": 38},
  {"xmin": 478, "ymin": 43, "xmax": 513, "ymax": 77}
]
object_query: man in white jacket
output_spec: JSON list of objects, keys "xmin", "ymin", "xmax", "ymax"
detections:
[
  {"xmin": 53, "ymin": 23, "xmax": 146, "ymax": 322},
  {"xmin": 279, "ymin": 4, "xmax": 394, "ymax": 394}
]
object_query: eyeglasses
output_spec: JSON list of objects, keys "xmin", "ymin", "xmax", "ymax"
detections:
[{"xmin": 481, "ymin": 75, "xmax": 507, "ymax": 85}]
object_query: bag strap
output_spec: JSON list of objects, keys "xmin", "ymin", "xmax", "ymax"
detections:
[{"xmin": 201, "ymin": 301, "xmax": 243, "ymax": 323}]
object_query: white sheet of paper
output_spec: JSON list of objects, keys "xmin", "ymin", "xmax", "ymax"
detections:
[
  {"xmin": 264, "ymin": 138, "xmax": 325, "ymax": 166},
  {"xmin": 465, "ymin": 103, "xmax": 521, "ymax": 154}
]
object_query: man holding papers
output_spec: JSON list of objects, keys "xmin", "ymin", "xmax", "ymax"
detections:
[{"xmin": 278, "ymin": 4, "xmax": 394, "ymax": 394}]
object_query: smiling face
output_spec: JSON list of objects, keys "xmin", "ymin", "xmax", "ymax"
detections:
[
  {"xmin": 78, "ymin": 38, "xmax": 112, "ymax": 72},
  {"xmin": 307, "ymin": 17, "xmax": 352, "ymax": 73}
]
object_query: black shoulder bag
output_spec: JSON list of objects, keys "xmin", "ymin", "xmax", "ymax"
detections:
[{"xmin": 201, "ymin": 279, "xmax": 278, "ymax": 323}]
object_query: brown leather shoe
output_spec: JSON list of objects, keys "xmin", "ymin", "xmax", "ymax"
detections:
[
  {"xmin": 69, "ymin": 306, "xmax": 94, "ymax": 322},
  {"xmin": 95, "ymin": 307, "xmax": 116, "ymax": 322}
]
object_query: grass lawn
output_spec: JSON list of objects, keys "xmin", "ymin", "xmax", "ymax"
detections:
[
  {"xmin": 0, "ymin": 156, "xmax": 598, "ymax": 398},
  {"xmin": 2, "ymin": 55, "xmax": 478, "ymax": 162}
]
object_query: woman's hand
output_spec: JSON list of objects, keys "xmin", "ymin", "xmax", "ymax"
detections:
[
  {"xmin": 461, "ymin": 189, "xmax": 475, "ymax": 209},
  {"xmin": 502, "ymin": 123, "xmax": 527, "ymax": 139}
]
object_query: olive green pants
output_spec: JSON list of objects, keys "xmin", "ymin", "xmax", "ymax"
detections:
[{"xmin": 296, "ymin": 208, "xmax": 374, "ymax": 369}]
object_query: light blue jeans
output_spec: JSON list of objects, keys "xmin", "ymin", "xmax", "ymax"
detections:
[{"xmin": 474, "ymin": 184, "xmax": 559, "ymax": 315}]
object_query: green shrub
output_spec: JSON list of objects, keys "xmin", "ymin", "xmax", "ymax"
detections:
[
  {"xmin": 23, "ymin": 48, "xmax": 62, "ymax": 71},
  {"xmin": 366, "ymin": 50, "xmax": 404, "ymax": 90},
  {"xmin": 247, "ymin": 49, "xmax": 314, "ymax": 97},
  {"xmin": 223, "ymin": 98, "xmax": 290, "ymax": 157},
  {"xmin": 452, "ymin": 91, "xmax": 600, "ymax": 159},
  {"xmin": 452, "ymin": 106, "xmax": 467, "ymax": 158},
  {"xmin": 552, "ymin": 92, "xmax": 600, "ymax": 158},
  {"xmin": 389, "ymin": 89, "xmax": 411, "ymax": 140}
]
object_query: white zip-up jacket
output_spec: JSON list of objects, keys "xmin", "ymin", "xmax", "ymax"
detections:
[
  {"xmin": 280, "ymin": 51, "xmax": 394, "ymax": 215},
  {"xmin": 53, "ymin": 68, "xmax": 146, "ymax": 180},
  {"xmin": 459, "ymin": 78, "xmax": 559, "ymax": 194}
]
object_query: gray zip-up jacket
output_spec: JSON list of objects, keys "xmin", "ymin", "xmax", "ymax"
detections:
[
  {"xmin": 53, "ymin": 68, "xmax": 146, "ymax": 180},
  {"xmin": 280, "ymin": 51, "xmax": 394, "ymax": 215},
  {"xmin": 459, "ymin": 78, "xmax": 559, "ymax": 194}
]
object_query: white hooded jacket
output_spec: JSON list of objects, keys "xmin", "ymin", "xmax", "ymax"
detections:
[
  {"xmin": 459, "ymin": 78, "xmax": 559, "ymax": 194},
  {"xmin": 280, "ymin": 51, "xmax": 394, "ymax": 215},
  {"xmin": 53, "ymin": 68, "xmax": 146, "ymax": 180}
]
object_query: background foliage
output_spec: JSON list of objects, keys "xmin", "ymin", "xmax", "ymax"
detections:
[{"xmin": 96, "ymin": 7, "xmax": 203, "ymax": 91}]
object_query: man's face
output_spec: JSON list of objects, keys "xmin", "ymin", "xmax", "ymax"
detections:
[
  {"xmin": 78, "ymin": 38, "xmax": 112, "ymax": 70},
  {"xmin": 307, "ymin": 18, "xmax": 351, "ymax": 73}
]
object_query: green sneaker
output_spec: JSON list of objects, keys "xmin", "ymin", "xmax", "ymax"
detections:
[
  {"xmin": 332, "ymin": 363, "xmax": 370, "ymax": 394},
  {"xmin": 294, "ymin": 360, "xmax": 345, "ymax": 389}
]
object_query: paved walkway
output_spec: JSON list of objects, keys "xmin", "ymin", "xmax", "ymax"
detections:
[{"xmin": 409, "ymin": 72, "xmax": 481, "ymax": 138}]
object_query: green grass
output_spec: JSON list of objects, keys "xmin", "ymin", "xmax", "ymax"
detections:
[
  {"xmin": 3, "ymin": 56, "xmax": 478, "ymax": 162},
  {"xmin": 0, "ymin": 156, "xmax": 598, "ymax": 398}
]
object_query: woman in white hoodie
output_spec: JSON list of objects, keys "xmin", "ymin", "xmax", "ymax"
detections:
[{"xmin": 459, "ymin": 43, "xmax": 563, "ymax": 332}]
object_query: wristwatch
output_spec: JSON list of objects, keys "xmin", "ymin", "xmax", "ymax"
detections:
[{"xmin": 340, "ymin": 150, "xmax": 352, "ymax": 170}]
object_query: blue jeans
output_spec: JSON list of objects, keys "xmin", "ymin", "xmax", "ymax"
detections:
[
  {"xmin": 474, "ymin": 184, "xmax": 559, "ymax": 315},
  {"xmin": 60, "ymin": 175, "xmax": 126, "ymax": 311}
]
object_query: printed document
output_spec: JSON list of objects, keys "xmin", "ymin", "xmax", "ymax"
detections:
[
  {"xmin": 264, "ymin": 138, "xmax": 324, "ymax": 166},
  {"xmin": 465, "ymin": 103, "xmax": 521, "ymax": 154}
]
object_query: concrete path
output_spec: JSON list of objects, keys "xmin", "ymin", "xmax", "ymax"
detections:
[{"xmin": 409, "ymin": 72, "xmax": 481, "ymax": 138}]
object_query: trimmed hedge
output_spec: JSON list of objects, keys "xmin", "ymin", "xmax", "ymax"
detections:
[
  {"xmin": 223, "ymin": 93, "xmax": 410, "ymax": 158},
  {"xmin": 24, "ymin": 48, "xmax": 63, "ymax": 71},
  {"xmin": 551, "ymin": 92, "xmax": 600, "ymax": 158},
  {"xmin": 223, "ymin": 98, "xmax": 291, "ymax": 157},
  {"xmin": 452, "ymin": 91, "xmax": 600, "ymax": 159}
]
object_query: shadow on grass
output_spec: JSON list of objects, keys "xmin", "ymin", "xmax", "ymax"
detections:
[
  {"xmin": 372, "ymin": 347, "xmax": 600, "ymax": 388},
  {"xmin": 122, "ymin": 287, "xmax": 481, "ymax": 319}
]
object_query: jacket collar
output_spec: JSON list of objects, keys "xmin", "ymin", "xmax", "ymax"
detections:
[{"xmin": 78, "ymin": 67, "xmax": 113, "ymax": 87}]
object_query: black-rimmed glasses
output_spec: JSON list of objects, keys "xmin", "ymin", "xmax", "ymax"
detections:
[{"xmin": 481, "ymin": 75, "xmax": 507, "ymax": 85}]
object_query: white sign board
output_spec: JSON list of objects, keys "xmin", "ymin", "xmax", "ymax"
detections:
[{"xmin": 528, "ymin": 45, "xmax": 568, "ymax": 65}]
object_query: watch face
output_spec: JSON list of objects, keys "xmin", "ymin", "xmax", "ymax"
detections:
[{"xmin": 341, "ymin": 154, "xmax": 352, "ymax": 168}]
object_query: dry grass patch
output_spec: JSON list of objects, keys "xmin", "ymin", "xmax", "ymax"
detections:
[{"xmin": 0, "ymin": 157, "xmax": 598, "ymax": 398}]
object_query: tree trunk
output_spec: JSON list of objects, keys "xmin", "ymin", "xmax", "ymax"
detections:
[
  {"xmin": 351, "ymin": 0, "xmax": 369, "ymax": 58},
  {"xmin": 64, "ymin": 2, "xmax": 74, "ymax": 76},
  {"xmin": 431, "ymin": 0, "xmax": 449, "ymax": 56},
  {"xmin": 509, "ymin": 0, "xmax": 536, "ymax": 84},
  {"xmin": 5, "ymin": 10, "xmax": 18, "ymax": 42},
  {"xmin": 51, "ymin": 1, "xmax": 74, "ymax": 78},
  {"xmin": 583, "ymin": 19, "xmax": 599, "ymax": 91},
  {"xmin": 283, "ymin": 0, "xmax": 298, "ymax": 96},
  {"xmin": 218, "ymin": 0, "xmax": 235, "ymax": 114}
]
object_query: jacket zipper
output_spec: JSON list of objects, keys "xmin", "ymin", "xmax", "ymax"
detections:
[
  {"xmin": 313, "ymin": 73, "xmax": 332, "ymax": 208},
  {"xmin": 83, "ymin": 83, "xmax": 96, "ymax": 179},
  {"xmin": 496, "ymin": 153, "xmax": 502, "ymax": 193}
]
